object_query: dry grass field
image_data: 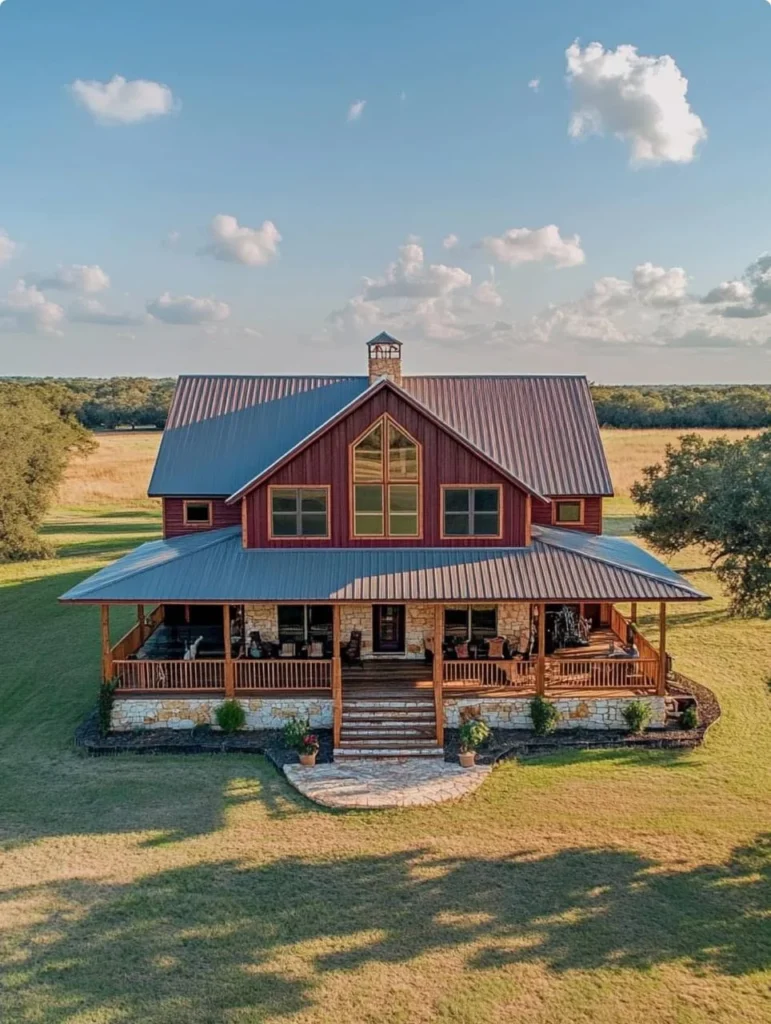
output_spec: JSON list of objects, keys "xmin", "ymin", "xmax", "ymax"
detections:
[{"xmin": 58, "ymin": 427, "xmax": 764, "ymax": 505}]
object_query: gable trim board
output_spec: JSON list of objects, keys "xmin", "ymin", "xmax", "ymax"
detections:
[{"xmin": 226, "ymin": 376, "xmax": 547, "ymax": 505}]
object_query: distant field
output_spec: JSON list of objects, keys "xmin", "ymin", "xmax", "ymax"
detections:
[{"xmin": 58, "ymin": 427, "xmax": 764, "ymax": 505}]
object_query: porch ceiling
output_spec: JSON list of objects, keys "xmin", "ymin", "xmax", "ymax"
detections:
[{"xmin": 59, "ymin": 526, "xmax": 708, "ymax": 605}]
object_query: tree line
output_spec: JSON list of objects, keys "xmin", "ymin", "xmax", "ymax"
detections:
[{"xmin": 3, "ymin": 378, "xmax": 771, "ymax": 431}]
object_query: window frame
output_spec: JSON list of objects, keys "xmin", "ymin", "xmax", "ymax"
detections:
[
  {"xmin": 268, "ymin": 486, "xmax": 331, "ymax": 540},
  {"xmin": 349, "ymin": 414, "xmax": 422, "ymax": 539},
  {"xmin": 443, "ymin": 605, "xmax": 499, "ymax": 643},
  {"xmin": 440, "ymin": 485, "xmax": 503, "ymax": 540},
  {"xmin": 182, "ymin": 500, "xmax": 213, "ymax": 527},
  {"xmin": 553, "ymin": 498, "xmax": 585, "ymax": 527},
  {"xmin": 277, "ymin": 604, "xmax": 334, "ymax": 645}
]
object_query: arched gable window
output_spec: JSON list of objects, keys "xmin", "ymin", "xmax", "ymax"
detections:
[{"xmin": 351, "ymin": 416, "xmax": 420, "ymax": 537}]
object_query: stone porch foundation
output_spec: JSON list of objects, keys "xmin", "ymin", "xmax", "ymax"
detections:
[
  {"xmin": 443, "ymin": 696, "xmax": 667, "ymax": 731},
  {"xmin": 111, "ymin": 697, "xmax": 334, "ymax": 732}
]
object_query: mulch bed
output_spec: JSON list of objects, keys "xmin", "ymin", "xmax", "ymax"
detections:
[{"xmin": 74, "ymin": 709, "xmax": 334, "ymax": 770}]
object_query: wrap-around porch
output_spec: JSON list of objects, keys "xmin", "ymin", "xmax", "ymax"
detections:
[{"xmin": 103, "ymin": 599, "xmax": 670, "ymax": 745}]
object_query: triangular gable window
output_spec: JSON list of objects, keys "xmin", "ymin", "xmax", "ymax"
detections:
[{"xmin": 351, "ymin": 415, "xmax": 421, "ymax": 537}]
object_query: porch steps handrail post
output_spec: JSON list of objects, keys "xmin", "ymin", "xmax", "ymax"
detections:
[
  {"xmin": 536, "ymin": 602, "xmax": 546, "ymax": 696},
  {"xmin": 100, "ymin": 604, "xmax": 112, "ymax": 684},
  {"xmin": 433, "ymin": 604, "xmax": 444, "ymax": 746},
  {"xmin": 658, "ymin": 602, "xmax": 667, "ymax": 696},
  {"xmin": 223, "ymin": 604, "xmax": 235, "ymax": 698},
  {"xmin": 332, "ymin": 605, "xmax": 342, "ymax": 747}
]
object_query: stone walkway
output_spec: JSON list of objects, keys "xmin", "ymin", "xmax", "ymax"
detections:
[{"xmin": 284, "ymin": 758, "xmax": 492, "ymax": 809}]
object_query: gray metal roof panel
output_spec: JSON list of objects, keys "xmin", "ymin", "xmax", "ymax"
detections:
[
  {"xmin": 60, "ymin": 529, "xmax": 707, "ymax": 604},
  {"xmin": 148, "ymin": 372, "xmax": 613, "ymax": 498}
]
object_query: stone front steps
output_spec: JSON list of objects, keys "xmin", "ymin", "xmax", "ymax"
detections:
[
  {"xmin": 338, "ymin": 693, "xmax": 440, "ymax": 759},
  {"xmin": 333, "ymin": 744, "xmax": 444, "ymax": 760}
]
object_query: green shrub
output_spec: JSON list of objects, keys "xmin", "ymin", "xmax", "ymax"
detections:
[
  {"xmin": 530, "ymin": 695, "xmax": 559, "ymax": 736},
  {"xmin": 680, "ymin": 704, "xmax": 699, "ymax": 730},
  {"xmin": 623, "ymin": 699, "xmax": 652, "ymax": 734},
  {"xmin": 458, "ymin": 717, "xmax": 491, "ymax": 753},
  {"xmin": 97, "ymin": 677, "xmax": 118, "ymax": 735},
  {"xmin": 283, "ymin": 716, "xmax": 319, "ymax": 754},
  {"xmin": 215, "ymin": 699, "xmax": 246, "ymax": 734}
]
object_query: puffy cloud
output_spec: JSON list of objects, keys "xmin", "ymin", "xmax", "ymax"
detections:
[
  {"xmin": 347, "ymin": 99, "xmax": 366, "ymax": 122},
  {"xmin": 0, "ymin": 280, "xmax": 64, "ymax": 334},
  {"xmin": 702, "ymin": 280, "xmax": 752, "ymax": 304},
  {"xmin": 37, "ymin": 263, "xmax": 110, "ymax": 293},
  {"xmin": 528, "ymin": 78, "xmax": 540, "ymax": 92},
  {"xmin": 481, "ymin": 224, "xmax": 585, "ymax": 268},
  {"xmin": 70, "ymin": 75, "xmax": 176, "ymax": 125},
  {"xmin": 202, "ymin": 214, "xmax": 281, "ymax": 266},
  {"xmin": 362, "ymin": 242, "xmax": 471, "ymax": 301},
  {"xmin": 566, "ymin": 41, "xmax": 707, "ymax": 165},
  {"xmin": 0, "ymin": 229, "xmax": 16, "ymax": 266},
  {"xmin": 146, "ymin": 292, "xmax": 230, "ymax": 325},
  {"xmin": 68, "ymin": 298, "xmax": 144, "ymax": 326},
  {"xmin": 632, "ymin": 262, "xmax": 688, "ymax": 306},
  {"xmin": 442, "ymin": 233, "xmax": 459, "ymax": 250}
]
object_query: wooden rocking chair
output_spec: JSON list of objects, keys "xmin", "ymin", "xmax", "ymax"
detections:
[{"xmin": 340, "ymin": 630, "xmax": 363, "ymax": 667}]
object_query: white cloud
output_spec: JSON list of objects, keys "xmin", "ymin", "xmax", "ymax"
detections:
[
  {"xmin": 362, "ymin": 242, "xmax": 471, "ymax": 301},
  {"xmin": 347, "ymin": 99, "xmax": 366, "ymax": 122},
  {"xmin": 702, "ymin": 280, "xmax": 752, "ymax": 304},
  {"xmin": 632, "ymin": 262, "xmax": 688, "ymax": 306},
  {"xmin": 202, "ymin": 214, "xmax": 281, "ymax": 266},
  {"xmin": 162, "ymin": 230, "xmax": 181, "ymax": 249},
  {"xmin": 70, "ymin": 75, "xmax": 176, "ymax": 125},
  {"xmin": 442, "ymin": 234, "xmax": 459, "ymax": 250},
  {"xmin": 528, "ymin": 78, "xmax": 540, "ymax": 92},
  {"xmin": 37, "ymin": 264, "xmax": 110, "ymax": 293},
  {"xmin": 0, "ymin": 280, "xmax": 64, "ymax": 334},
  {"xmin": 481, "ymin": 224, "xmax": 585, "ymax": 268},
  {"xmin": 146, "ymin": 292, "xmax": 230, "ymax": 325},
  {"xmin": 0, "ymin": 229, "xmax": 16, "ymax": 266},
  {"xmin": 566, "ymin": 41, "xmax": 707, "ymax": 165},
  {"xmin": 68, "ymin": 298, "xmax": 144, "ymax": 326}
]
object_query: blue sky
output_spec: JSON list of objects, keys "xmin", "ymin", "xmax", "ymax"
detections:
[{"xmin": 1, "ymin": 0, "xmax": 771, "ymax": 381}]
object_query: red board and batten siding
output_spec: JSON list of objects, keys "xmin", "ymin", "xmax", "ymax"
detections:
[
  {"xmin": 245, "ymin": 388, "xmax": 532, "ymax": 548},
  {"xmin": 531, "ymin": 496, "xmax": 603, "ymax": 534},
  {"xmin": 163, "ymin": 498, "xmax": 242, "ymax": 539}
]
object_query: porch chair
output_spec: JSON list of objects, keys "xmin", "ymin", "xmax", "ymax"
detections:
[
  {"xmin": 340, "ymin": 630, "xmax": 363, "ymax": 667},
  {"xmin": 278, "ymin": 641, "xmax": 297, "ymax": 659},
  {"xmin": 486, "ymin": 637, "xmax": 507, "ymax": 660}
]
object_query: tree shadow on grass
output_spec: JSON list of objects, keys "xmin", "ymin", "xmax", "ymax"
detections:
[{"xmin": 2, "ymin": 836, "xmax": 769, "ymax": 1022}]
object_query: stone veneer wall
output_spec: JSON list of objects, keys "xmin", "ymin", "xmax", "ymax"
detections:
[
  {"xmin": 244, "ymin": 602, "xmax": 533, "ymax": 659},
  {"xmin": 443, "ymin": 696, "xmax": 667, "ymax": 731},
  {"xmin": 112, "ymin": 697, "xmax": 333, "ymax": 732}
]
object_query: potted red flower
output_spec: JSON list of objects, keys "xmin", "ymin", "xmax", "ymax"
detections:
[{"xmin": 283, "ymin": 716, "xmax": 320, "ymax": 766}]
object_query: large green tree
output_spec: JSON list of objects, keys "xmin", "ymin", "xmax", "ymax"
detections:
[
  {"xmin": 0, "ymin": 384, "xmax": 94, "ymax": 560},
  {"xmin": 632, "ymin": 431, "xmax": 771, "ymax": 616}
]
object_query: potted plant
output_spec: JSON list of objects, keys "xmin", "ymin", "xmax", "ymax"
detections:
[
  {"xmin": 458, "ymin": 716, "xmax": 490, "ymax": 767},
  {"xmin": 283, "ymin": 716, "xmax": 320, "ymax": 766}
]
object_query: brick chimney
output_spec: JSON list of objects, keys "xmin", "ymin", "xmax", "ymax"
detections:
[{"xmin": 367, "ymin": 332, "xmax": 403, "ymax": 386}]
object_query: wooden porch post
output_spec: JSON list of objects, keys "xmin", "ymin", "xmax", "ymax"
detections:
[
  {"xmin": 630, "ymin": 602, "xmax": 638, "ymax": 625},
  {"xmin": 223, "ymin": 603, "xmax": 235, "ymax": 697},
  {"xmin": 536, "ymin": 602, "xmax": 546, "ymax": 696},
  {"xmin": 100, "ymin": 604, "xmax": 112, "ymax": 683},
  {"xmin": 332, "ymin": 605, "xmax": 342, "ymax": 748},
  {"xmin": 658, "ymin": 602, "xmax": 667, "ymax": 696},
  {"xmin": 137, "ymin": 604, "xmax": 146, "ymax": 646},
  {"xmin": 433, "ymin": 604, "xmax": 444, "ymax": 747}
]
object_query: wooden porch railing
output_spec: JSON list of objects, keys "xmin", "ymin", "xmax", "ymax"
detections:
[
  {"xmin": 548, "ymin": 657, "xmax": 659, "ymax": 692},
  {"xmin": 443, "ymin": 659, "xmax": 536, "ymax": 689},
  {"xmin": 113, "ymin": 658, "xmax": 225, "ymax": 691},
  {"xmin": 110, "ymin": 605, "xmax": 164, "ymax": 662},
  {"xmin": 234, "ymin": 659, "xmax": 332, "ymax": 691}
]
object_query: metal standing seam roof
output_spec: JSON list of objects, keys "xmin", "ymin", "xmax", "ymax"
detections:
[
  {"xmin": 148, "ymin": 373, "xmax": 613, "ymax": 498},
  {"xmin": 59, "ymin": 525, "xmax": 708, "ymax": 605}
]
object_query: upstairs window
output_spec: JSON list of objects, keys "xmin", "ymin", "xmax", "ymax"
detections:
[
  {"xmin": 270, "ymin": 487, "xmax": 329, "ymax": 537},
  {"xmin": 442, "ymin": 487, "xmax": 501, "ymax": 537},
  {"xmin": 554, "ymin": 500, "xmax": 584, "ymax": 525},
  {"xmin": 351, "ymin": 416, "xmax": 420, "ymax": 537},
  {"xmin": 183, "ymin": 500, "xmax": 212, "ymax": 526}
]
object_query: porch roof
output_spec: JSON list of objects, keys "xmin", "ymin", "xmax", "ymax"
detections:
[{"xmin": 59, "ymin": 527, "xmax": 708, "ymax": 605}]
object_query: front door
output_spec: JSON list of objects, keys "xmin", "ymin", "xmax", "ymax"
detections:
[{"xmin": 372, "ymin": 604, "xmax": 406, "ymax": 654}]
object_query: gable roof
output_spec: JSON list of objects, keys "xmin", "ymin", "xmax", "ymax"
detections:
[
  {"xmin": 148, "ymin": 372, "xmax": 613, "ymax": 498},
  {"xmin": 59, "ymin": 525, "xmax": 707, "ymax": 605},
  {"xmin": 226, "ymin": 376, "xmax": 545, "ymax": 504}
]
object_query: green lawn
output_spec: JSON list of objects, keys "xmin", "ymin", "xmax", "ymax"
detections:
[{"xmin": 0, "ymin": 503, "xmax": 769, "ymax": 1024}]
